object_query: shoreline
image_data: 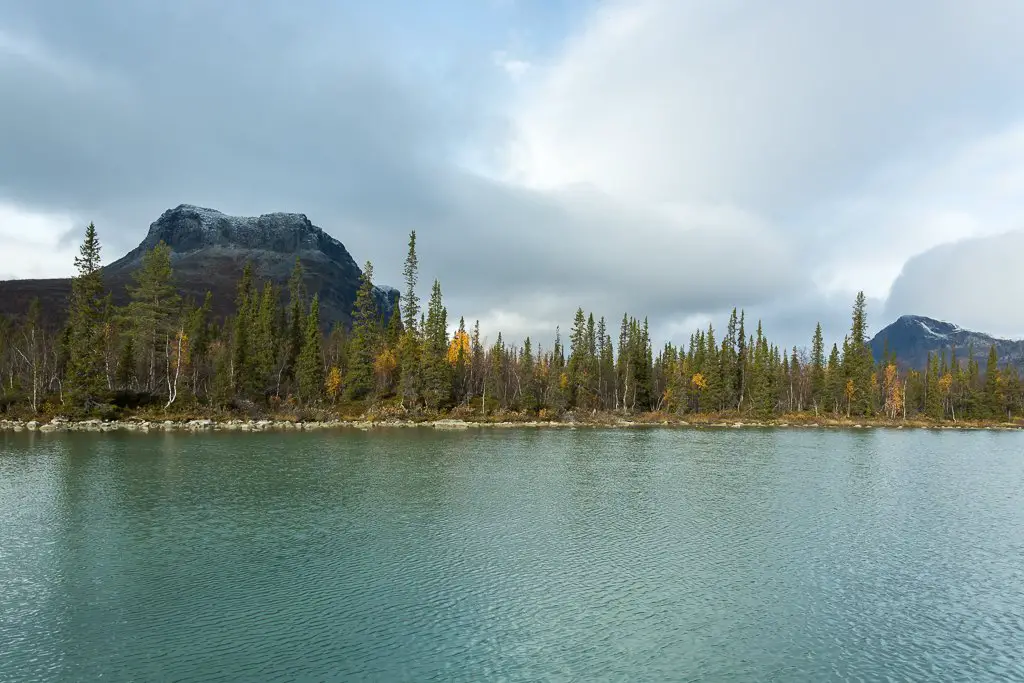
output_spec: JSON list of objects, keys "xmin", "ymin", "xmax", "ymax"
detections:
[{"xmin": 2, "ymin": 415, "xmax": 1022, "ymax": 434}]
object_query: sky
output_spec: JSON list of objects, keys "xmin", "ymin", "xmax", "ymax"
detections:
[{"xmin": 2, "ymin": 0, "xmax": 1024, "ymax": 350}]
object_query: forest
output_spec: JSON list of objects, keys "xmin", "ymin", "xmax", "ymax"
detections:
[{"xmin": 1, "ymin": 223, "xmax": 1022, "ymax": 423}]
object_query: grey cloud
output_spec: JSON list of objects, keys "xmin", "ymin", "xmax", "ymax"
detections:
[
  {"xmin": 2, "ymin": 0, "xmax": 1021, "ymax": 352},
  {"xmin": 884, "ymin": 231, "xmax": 1024, "ymax": 339}
]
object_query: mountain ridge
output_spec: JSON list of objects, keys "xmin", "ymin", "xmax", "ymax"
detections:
[
  {"xmin": 0, "ymin": 204, "xmax": 397, "ymax": 328},
  {"xmin": 870, "ymin": 314, "xmax": 1024, "ymax": 369}
]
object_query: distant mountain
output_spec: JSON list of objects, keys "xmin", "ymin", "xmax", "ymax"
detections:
[
  {"xmin": 870, "ymin": 315, "xmax": 1024, "ymax": 369},
  {"xmin": 0, "ymin": 204, "xmax": 397, "ymax": 329}
]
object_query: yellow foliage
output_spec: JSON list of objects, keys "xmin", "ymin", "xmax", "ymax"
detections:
[
  {"xmin": 883, "ymin": 364, "xmax": 902, "ymax": 419},
  {"xmin": 559, "ymin": 372, "xmax": 569, "ymax": 390},
  {"xmin": 325, "ymin": 366, "xmax": 342, "ymax": 401},
  {"xmin": 844, "ymin": 378, "xmax": 855, "ymax": 401},
  {"xmin": 938, "ymin": 372, "xmax": 953, "ymax": 394},
  {"xmin": 662, "ymin": 387, "xmax": 675, "ymax": 410},
  {"xmin": 691, "ymin": 372, "xmax": 707, "ymax": 390},
  {"xmin": 447, "ymin": 330, "xmax": 471, "ymax": 366},
  {"xmin": 374, "ymin": 347, "xmax": 397, "ymax": 376},
  {"xmin": 883, "ymin": 363, "xmax": 899, "ymax": 390},
  {"xmin": 171, "ymin": 331, "xmax": 190, "ymax": 370}
]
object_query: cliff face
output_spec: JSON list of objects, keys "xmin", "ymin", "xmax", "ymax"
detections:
[
  {"xmin": 870, "ymin": 315, "xmax": 1024, "ymax": 369},
  {"xmin": 0, "ymin": 204, "xmax": 397, "ymax": 327}
]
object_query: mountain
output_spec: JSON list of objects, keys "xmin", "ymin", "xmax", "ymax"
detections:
[
  {"xmin": 0, "ymin": 204, "xmax": 397, "ymax": 328},
  {"xmin": 870, "ymin": 315, "xmax": 1024, "ymax": 369}
]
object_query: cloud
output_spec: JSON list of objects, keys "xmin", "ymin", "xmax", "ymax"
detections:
[
  {"xmin": 0, "ymin": 200, "xmax": 81, "ymax": 279},
  {"xmin": 2, "ymin": 0, "xmax": 1024, "ymax": 351},
  {"xmin": 885, "ymin": 230, "xmax": 1024, "ymax": 339},
  {"xmin": 492, "ymin": 51, "xmax": 531, "ymax": 81},
  {"xmin": 494, "ymin": 0, "xmax": 1024, "ymax": 344}
]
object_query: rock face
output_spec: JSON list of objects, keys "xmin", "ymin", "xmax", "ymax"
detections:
[
  {"xmin": 0, "ymin": 204, "xmax": 397, "ymax": 328},
  {"xmin": 870, "ymin": 315, "xmax": 1024, "ymax": 369}
]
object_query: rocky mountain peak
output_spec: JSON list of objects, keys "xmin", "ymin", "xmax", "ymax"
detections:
[
  {"xmin": 140, "ymin": 204, "xmax": 324, "ymax": 254},
  {"xmin": 871, "ymin": 314, "xmax": 1024, "ymax": 369}
]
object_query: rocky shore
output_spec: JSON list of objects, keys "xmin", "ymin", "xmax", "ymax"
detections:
[{"xmin": 2, "ymin": 416, "xmax": 1021, "ymax": 434}]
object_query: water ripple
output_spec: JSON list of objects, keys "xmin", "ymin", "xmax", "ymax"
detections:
[{"xmin": 1, "ymin": 429, "xmax": 1023, "ymax": 681}]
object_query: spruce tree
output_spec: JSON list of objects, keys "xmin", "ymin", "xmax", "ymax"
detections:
[
  {"xmin": 252, "ymin": 282, "xmax": 279, "ymax": 392},
  {"xmin": 421, "ymin": 279, "xmax": 452, "ymax": 410},
  {"xmin": 116, "ymin": 336, "xmax": 136, "ymax": 391},
  {"xmin": 127, "ymin": 241, "xmax": 179, "ymax": 395},
  {"xmin": 984, "ymin": 345, "xmax": 1000, "ymax": 419},
  {"xmin": 597, "ymin": 319, "xmax": 615, "ymax": 411},
  {"xmin": 231, "ymin": 263, "xmax": 256, "ymax": 398},
  {"xmin": 810, "ymin": 322, "xmax": 825, "ymax": 412},
  {"xmin": 66, "ymin": 222, "xmax": 108, "ymax": 411},
  {"xmin": 297, "ymin": 294, "xmax": 324, "ymax": 403},
  {"xmin": 346, "ymin": 262, "xmax": 380, "ymax": 401},
  {"xmin": 521, "ymin": 336, "xmax": 537, "ymax": 412},
  {"xmin": 285, "ymin": 258, "xmax": 306, "ymax": 392},
  {"xmin": 750, "ymin": 321, "xmax": 774, "ymax": 416},
  {"xmin": 925, "ymin": 352, "xmax": 942, "ymax": 419},
  {"xmin": 825, "ymin": 342, "xmax": 842, "ymax": 415},
  {"xmin": 567, "ymin": 307, "xmax": 588, "ymax": 409},
  {"xmin": 399, "ymin": 231, "xmax": 421, "ymax": 407},
  {"xmin": 735, "ymin": 311, "xmax": 747, "ymax": 410},
  {"xmin": 844, "ymin": 292, "xmax": 873, "ymax": 416}
]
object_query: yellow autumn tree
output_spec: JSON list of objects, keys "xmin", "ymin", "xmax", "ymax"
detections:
[
  {"xmin": 882, "ymin": 363, "xmax": 903, "ymax": 420},
  {"xmin": 938, "ymin": 372, "xmax": 954, "ymax": 420},
  {"xmin": 447, "ymin": 330, "xmax": 470, "ymax": 366},
  {"xmin": 325, "ymin": 366, "xmax": 342, "ymax": 404},
  {"xmin": 691, "ymin": 373, "xmax": 707, "ymax": 412},
  {"xmin": 171, "ymin": 331, "xmax": 190, "ymax": 371},
  {"xmin": 374, "ymin": 347, "xmax": 398, "ymax": 394}
]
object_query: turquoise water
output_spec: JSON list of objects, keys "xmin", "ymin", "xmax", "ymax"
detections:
[{"xmin": 1, "ymin": 428, "xmax": 1023, "ymax": 681}]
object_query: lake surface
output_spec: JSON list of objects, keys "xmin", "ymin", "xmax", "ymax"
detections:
[{"xmin": 1, "ymin": 428, "xmax": 1023, "ymax": 681}]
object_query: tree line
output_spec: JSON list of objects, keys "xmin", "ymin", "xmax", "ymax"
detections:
[{"xmin": 1, "ymin": 223, "xmax": 1022, "ymax": 422}]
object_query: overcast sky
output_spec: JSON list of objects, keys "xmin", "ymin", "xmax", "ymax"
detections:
[{"xmin": 3, "ymin": 0, "xmax": 1024, "ymax": 349}]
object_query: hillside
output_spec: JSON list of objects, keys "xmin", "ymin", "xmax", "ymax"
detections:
[
  {"xmin": 0, "ymin": 204, "xmax": 397, "ymax": 328},
  {"xmin": 870, "ymin": 315, "xmax": 1024, "ymax": 368}
]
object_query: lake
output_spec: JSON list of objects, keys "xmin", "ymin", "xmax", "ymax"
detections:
[{"xmin": 1, "ymin": 428, "xmax": 1023, "ymax": 681}]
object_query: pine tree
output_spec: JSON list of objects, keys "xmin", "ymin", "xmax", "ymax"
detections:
[
  {"xmin": 66, "ymin": 222, "xmax": 109, "ymax": 411},
  {"xmin": 297, "ymin": 294, "xmax": 324, "ymax": 403},
  {"xmin": 346, "ymin": 262, "xmax": 380, "ymax": 401}
]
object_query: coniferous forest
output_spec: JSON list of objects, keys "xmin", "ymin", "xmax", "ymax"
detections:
[{"xmin": 2, "ymin": 223, "xmax": 1023, "ymax": 424}]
